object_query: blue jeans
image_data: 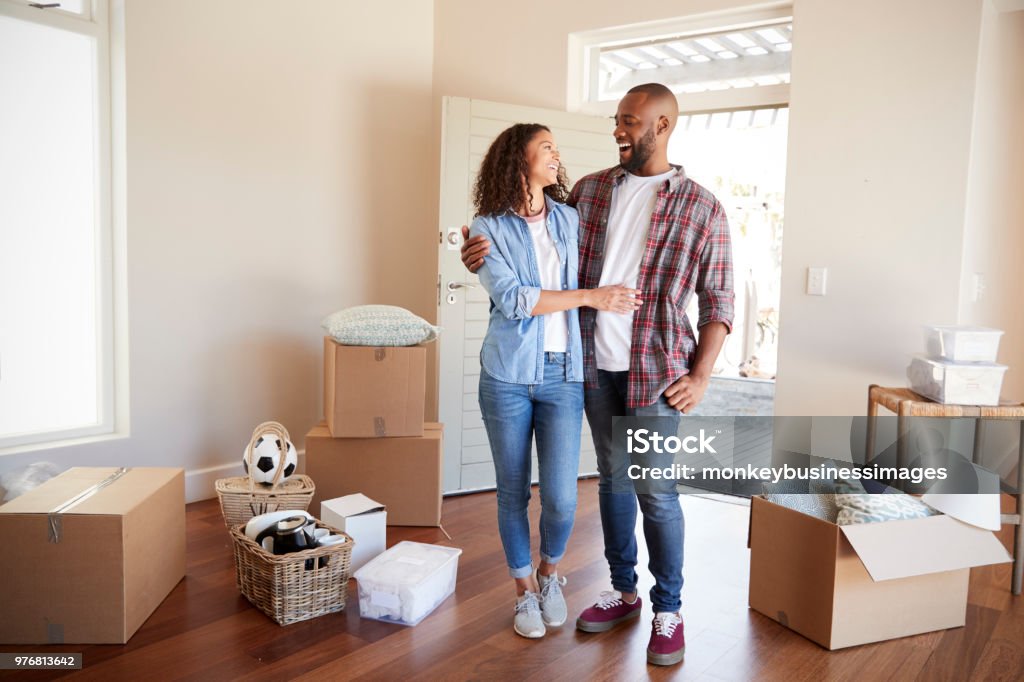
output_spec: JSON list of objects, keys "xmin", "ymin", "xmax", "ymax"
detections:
[
  {"xmin": 585, "ymin": 369, "xmax": 684, "ymax": 613},
  {"xmin": 478, "ymin": 353, "xmax": 584, "ymax": 578}
]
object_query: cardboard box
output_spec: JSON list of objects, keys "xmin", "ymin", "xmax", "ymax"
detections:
[
  {"xmin": 0, "ymin": 467, "xmax": 186, "ymax": 644},
  {"xmin": 321, "ymin": 493, "xmax": 387, "ymax": 573},
  {"xmin": 747, "ymin": 495, "xmax": 1010, "ymax": 649},
  {"xmin": 323, "ymin": 338, "xmax": 426, "ymax": 438},
  {"xmin": 306, "ymin": 422, "xmax": 442, "ymax": 526}
]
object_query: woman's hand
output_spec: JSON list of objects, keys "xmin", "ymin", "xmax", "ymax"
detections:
[
  {"xmin": 584, "ymin": 286, "xmax": 643, "ymax": 313},
  {"xmin": 460, "ymin": 225, "xmax": 489, "ymax": 273}
]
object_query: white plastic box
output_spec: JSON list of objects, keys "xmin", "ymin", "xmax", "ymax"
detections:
[
  {"xmin": 925, "ymin": 325, "xmax": 1003, "ymax": 363},
  {"xmin": 907, "ymin": 356, "xmax": 1007, "ymax": 406},
  {"xmin": 353, "ymin": 541, "xmax": 462, "ymax": 626}
]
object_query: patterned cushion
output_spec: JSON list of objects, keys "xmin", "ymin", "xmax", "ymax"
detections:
[
  {"xmin": 834, "ymin": 491, "xmax": 938, "ymax": 525},
  {"xmin": 762, "ymin": 480, "xmax": 840, "ymax": 523},
  {"xmin": 321, "ymin": 305, "xmax": 440, "ymax": 346}
]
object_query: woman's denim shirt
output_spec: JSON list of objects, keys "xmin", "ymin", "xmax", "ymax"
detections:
[{"xmin": 468, "ymin": 197, "xmax": 584, "ymax": 384}]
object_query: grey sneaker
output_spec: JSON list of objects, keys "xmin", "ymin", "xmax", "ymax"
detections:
[
  {"xmin": 514, "ymin": 591, "xmax": 545, "ymax": 638},
  {"xmin": 537, "ymin": 570, "xmax": 568, "ymax": 626}
]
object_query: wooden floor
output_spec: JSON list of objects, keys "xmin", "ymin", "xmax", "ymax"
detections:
[{"xmin": 3, "ymin": 481, "xmax": 1023, "ymax": 681}]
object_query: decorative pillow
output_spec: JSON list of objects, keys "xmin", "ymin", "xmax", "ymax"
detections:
[
  {"xmin": 762, "ymin": 480, "xmax": 840, "ymax": 523},
  {"xmin": 321, "ymin": 305, "xmax": 440, "ymax": 346},
  {"xmin": 834, "ymin": 491, "xmax": 938, "ymax": 525},
  {"xmin": 833, "ymin": 475, "xmax": 914, "ymax": 496}
]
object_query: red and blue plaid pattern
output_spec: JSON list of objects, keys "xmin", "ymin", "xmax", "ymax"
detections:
[{"xmin": 568, "ymin": 165, "xmax": 735, "ymax": 408}]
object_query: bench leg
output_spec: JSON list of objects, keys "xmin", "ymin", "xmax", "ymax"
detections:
[
  {"xmin": 865, "ymin": 387, "xmax": 879, "ymax": 465},
  {"xmin": 972, "ymin": 418, "xmax": 985, "ymax": 465},
  {"xmin": 1014, "ymin": 421, "xmax": 1024, "ymax": 596}
]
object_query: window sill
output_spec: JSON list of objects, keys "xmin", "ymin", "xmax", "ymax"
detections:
[{"xmin": 0, "ymin": 430, "xmax": 130, "ymax": 458}]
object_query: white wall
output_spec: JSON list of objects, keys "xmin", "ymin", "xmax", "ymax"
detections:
[
  {"xmin": 0, "ymin": 0, "xmax": 436, "ymax": 501},
  {"xmin": 959, "ymin": 2, "xmax": 1024, "ymax": 400},
  {"xmin": 773, "ymin": 0, "xmax": 987, "ymax": 414}
]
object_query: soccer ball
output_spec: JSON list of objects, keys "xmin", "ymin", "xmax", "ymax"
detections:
[{"xmin": 242, "ymin": 434, "xmax": 298, "ymax": 485}]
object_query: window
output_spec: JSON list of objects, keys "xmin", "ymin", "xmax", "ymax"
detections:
[
  {"xmin": 0, "ymin": 0, "xmax": 120, "ymax": 449},
  {"xmin": 569, "ymin": 7, "xmax": 792, "ymax": 115}
]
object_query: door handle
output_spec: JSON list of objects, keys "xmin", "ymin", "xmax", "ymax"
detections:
[{"xmin": 447, "ymin": 281, "xmax": 478, "ymax": 292}]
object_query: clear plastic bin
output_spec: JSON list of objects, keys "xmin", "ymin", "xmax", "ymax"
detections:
[
  {"xmin": 353, "ymin": 541, "xmax": 462, "ymax": 626},
  {"xmin": 925, "ymin": 325, "xmax": 1003, "ymax": 363},
  {"xmin": 907, "ymin": 355, "xmax": 1007, "ymax": 405}
]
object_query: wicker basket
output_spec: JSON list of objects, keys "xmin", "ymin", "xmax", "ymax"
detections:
[
  {"xmin": 230, "ymin": 520, "xmax": 354, "ymax": 625},
  {"xmin": 216, "ymin": 421, "xmax": 316, "ymax": 528}
]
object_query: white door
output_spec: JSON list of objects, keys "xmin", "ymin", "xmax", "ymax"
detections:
[{"xmin": 437, "ymin": 97, "xmax": 618, "ymax": 493}]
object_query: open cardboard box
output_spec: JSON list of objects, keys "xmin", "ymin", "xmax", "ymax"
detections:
[{"xmin": 747, "ymin": 495, "xmax": 1011, "ymax": 650}]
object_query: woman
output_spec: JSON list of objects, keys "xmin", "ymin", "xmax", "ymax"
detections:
[{"xmin": 470, "ymin": 123, "xmax": 641, "ymax": 639}]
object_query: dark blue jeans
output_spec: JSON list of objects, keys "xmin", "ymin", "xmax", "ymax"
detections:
[
  {"xmin": 584, "ymin": 370, "xmax": 684, "ymax": 613},
  {"xmin": 478, "ymin": 353, "xmax": 584, "ymax": 578}
]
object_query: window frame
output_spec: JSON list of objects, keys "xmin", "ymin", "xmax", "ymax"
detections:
[
  {"xmin": 568, "ymin": 3, "xmax": 793, "ymax": 116},
  {"xmin": 0, "ymin": 0, "xmax": 126, "ymax": 452}
]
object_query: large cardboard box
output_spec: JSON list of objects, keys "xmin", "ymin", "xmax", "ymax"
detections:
[
  {"xmin": 321, "ymin": 493, "xmax": 387, "ymax": 573},
  {"xmin": 323, "ymin": 338, "xmax": 426, "ymax": 438},
  {"xmin": 747, "ymin": 495, "xmax": 1011, "ymax": 649},
  {"xmin": 0, "ymin": 467, "xmax": 186, "ymax": 644},
  {"xmin": 306, "ymin": 422, "xmax": 442, "ymax": 526}
]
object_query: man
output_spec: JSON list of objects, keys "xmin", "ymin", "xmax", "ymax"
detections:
[{"xmin": 461, "ymin": 83, "xmax": 734, "ymax": 667}]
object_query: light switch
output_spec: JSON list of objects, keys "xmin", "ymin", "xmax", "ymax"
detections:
[
  {"xmin": 973, "ymin": 273, "xmax": 985, "ymax": 302},
  {"xmin": 807, "ymin": 267, "xmax": 827, "ymax": 296}
]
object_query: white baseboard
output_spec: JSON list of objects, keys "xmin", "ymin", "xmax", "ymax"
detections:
[{"xmin": 185, "ymin": 450, "xmax": 306, "ymax": 504}]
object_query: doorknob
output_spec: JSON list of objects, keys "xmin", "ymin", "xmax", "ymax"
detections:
[{"xmin": 447, "ymin": 281, "xmax": 477, "ymax": 292}]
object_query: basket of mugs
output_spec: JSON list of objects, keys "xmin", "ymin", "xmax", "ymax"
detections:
[
  {"xmin": 230, "ymin": 511, "xmax": 355, "ymax": 625},
  {"xmin": 216, "ymin": 421, "xmax": 316, "ymax": 528}
]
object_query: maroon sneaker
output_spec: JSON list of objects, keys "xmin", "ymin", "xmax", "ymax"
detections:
[
  {"xmin": 647, "ymin": 612, "xmax": 685, "ymax": 666},
  {"xmin": 575, "ymin": 590, "xmax": 643, "ymax": 633}
]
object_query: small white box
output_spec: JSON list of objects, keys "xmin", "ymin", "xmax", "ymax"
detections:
[
  {"xmin": 352, "ymin": 541, "xmax": 462, "ymax": 626},
  {"xmin": 925, "ymin": 325, "xmax": 1003, "ymax": 363},
  {"xmin": 907, "ymin": 356, "xmax": 1008, "ymax": 406},
  {"xmin": 321, "ymin": 494, "xmax": 387, "ymax": 573}
]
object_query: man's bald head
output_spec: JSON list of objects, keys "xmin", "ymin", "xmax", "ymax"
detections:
[
  {"xmin": 625, "ymin": 83, "xmax": 679, "ymax": 134},
  {"xmin": 613, "ymin": 82, "xmax": 678, "ymax": 175}
]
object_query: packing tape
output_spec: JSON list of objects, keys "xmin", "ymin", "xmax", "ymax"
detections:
[
  {"xmin": 47, "ymin": 623, "xmax": 64, "ymax": 644},
  {"xmin": 47, "ymin": 467, "xmax": 131, "ymax": 543},
  {"xmin": 374, "ymin": 348, "xmax": 386, "ymax": 361},
  {"xmin": 374, "ymin": 417, "xmax": 387, "ymax": 437}
]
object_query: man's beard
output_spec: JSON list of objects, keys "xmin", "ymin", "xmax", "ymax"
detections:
[{"xmin": 621, "ymin": 127, "xmax": 656, "ymax": 173}]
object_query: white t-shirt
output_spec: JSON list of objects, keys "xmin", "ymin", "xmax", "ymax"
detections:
[
  {"xmin": 526, "ymin": 209, "xmax": 568, "ymax": 353},
  {"xmin": 595, "ymin": 169, "xmax": 675, "ymax": 371}
]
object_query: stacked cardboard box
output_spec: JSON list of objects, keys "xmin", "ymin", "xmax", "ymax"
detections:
[{"xmin": 307, "ymin": 338, "xmax": 443, "ymax": 527}]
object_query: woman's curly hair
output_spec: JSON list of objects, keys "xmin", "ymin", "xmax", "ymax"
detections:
[{"xmin": 473, "ymin": 123, "xmax": 570, "ymax": 217}]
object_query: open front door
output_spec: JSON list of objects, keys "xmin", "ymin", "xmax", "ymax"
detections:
[{"xmin": 437, "ymin": 97, "xmax": 617, "ymax": 493}]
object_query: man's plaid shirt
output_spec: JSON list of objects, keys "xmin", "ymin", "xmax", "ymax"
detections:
[{"xmin": 567, "ymin": 165, "xmax": 735, "ymax": 408}]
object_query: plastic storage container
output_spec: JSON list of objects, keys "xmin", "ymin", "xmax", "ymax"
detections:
[
  {"xmin": 907, "ymin": 355, "xmax": 1007, "ymax": 405},
  {"xmin": 925, "ymin": 325, "xmax": 1003, "ymax": 363},
  {"xmin": 353, "ymin": 541, "xmax": 462, "ymax": 626}
]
